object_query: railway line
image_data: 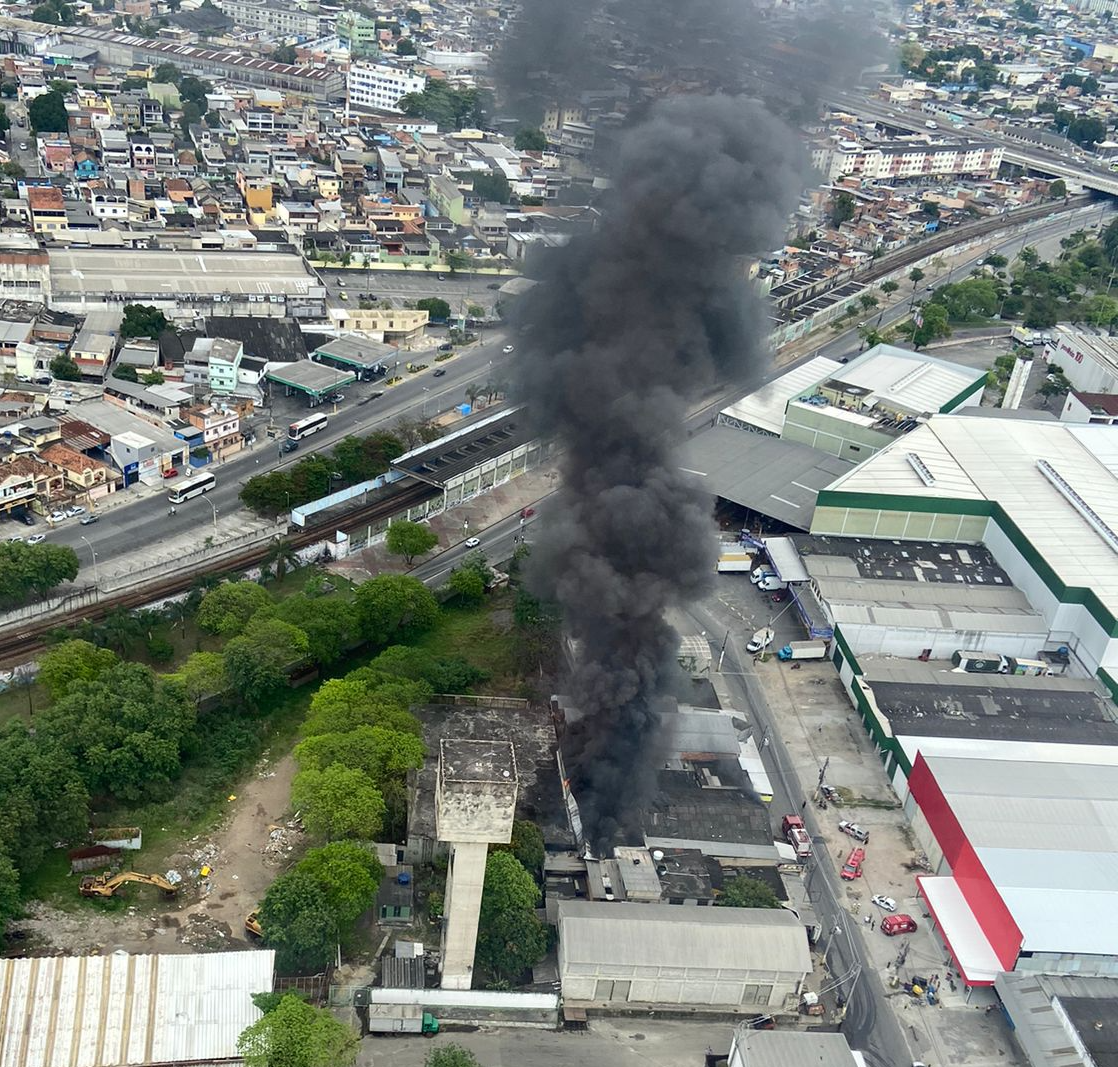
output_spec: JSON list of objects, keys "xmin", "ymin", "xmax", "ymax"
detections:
[{"xmin": 0, "ymin": 477, "xmax": 439, "ymax": 665}]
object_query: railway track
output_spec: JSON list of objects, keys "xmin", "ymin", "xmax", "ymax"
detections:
[{"xmin": 0, "ymin": 477, "xmax": 440, "ymax": 664}]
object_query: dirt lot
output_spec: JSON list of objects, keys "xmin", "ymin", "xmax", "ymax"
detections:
[{"xmin": 12, "ymin": 754, "xmax": 301, "ymax": 956}]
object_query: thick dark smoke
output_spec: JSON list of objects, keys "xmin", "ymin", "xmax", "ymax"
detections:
[{"xmin": 517, "ymin": 96, "xmax": 805, "ymax": 846}]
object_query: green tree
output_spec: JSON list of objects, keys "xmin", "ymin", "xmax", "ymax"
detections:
[
  {"xmin": 396, "ymin": 37, "xmax": 416, "ymax": 55},
  {"xmin": 224, "ymin": 615, "xmax": 310, "ymax": 706},
  {"xmin": 385, "ymin": 519, "xmax": 439, "ymax": 565},
  {"xmin": 913, "ymin": 302, "xmax": 952, "ymax": 348},
  {"xmin": 447, "ymin": 565, "xmax": 485, "ymax": 603},
  {"xmin": 238, "ymin": 994, "xmax": 357, "ymax": 1067},
  {"xmin": 368, "ymin": 645, "xmax": 487, "ymax": 692},
  {"xmin": 718, "ymin": 876, "xmax": 781, "ymax": 908},
  {"xmin": 261, "ymin": 537, "xmax": 300, "ymax": 582},
  {"xmin": 50, "ymin": 354, "xmax": 81, "ymax": 381},
  {"xmin": 37, "ymin": 639, "xmax": 117, "ymax": 699},
  {"xmin": 294, "ymin": 725, "xmax": 426, "ymax": 784},
  {"xmin": 416, "ymin": 297, "xmax": 451, "ymax": 321},
  {"xmin": 476, "ymin": 906, "xmax": 547, "ymax": 985},
  {"xmin": 169, "ymin": 650, "xmax": 229, "ymax": 704},
  {"xmin": 0, "ymin": 105, "xmax": 10, "ymax": 137},
  {"xmin": 398, "ymin": 81, "xmax": 484, "ymax": 128},
  {"xmin": 196, "ymin": 581, "xmax": 273, "ymax": 635},
  {"xmin": 37, "ymin": 662, "xmax": 196, "ymax": 802},
  {"xmin": 142, "ymin": 370, "xmax": 165, "ymax": 385},
  {"xmin": 0, "ymin": 541, "xmax": 79, "ymax": 607},
  {"xmin": 28, "ymin": 89, "xmax": 68, "ymax": 133},
  {"xmin": 1049, "ymin": 178, "xmax": 1067, "ymax": 199},
  {"xmin": 273, "ymin": 594, "xmax": 356, "ymax": 667},
  {"xmin": 0, "ymin": 850, "xmax": 21, "ymax": 946},
  {"xmin": 1066, "ymin": 115, "xmax": 1106, "ymax": 148},
  {"xmin": 1082, "ymin": 293, "xmax": 1118, "ymax": 327},
  {"xmin": 353, "ymin": 574, "xmax": 439, "ymax": 646},
  {"xmin": 153, "ymin": 62, "xmax": 180, "ymax": 83},
  {"xmin": 271, "ymin": 43, "xmax": 298, "ymax": 63},
  {"xmin": 472, "ymin": 169, "xmax": 510, "ymax": 204},
  {"xmin": 291, "ymin": 764, "xmax": 386, "ymax": 839},
  {"xmin": 880, "ymin": 280, "xmax": 899, "ymax": 297},
  {"xmin": 112, "ymin": 364, "xmax": 139, "ymax": 382},
  {"xmin": 32, "ymin": 0, "xmax": 75, "ymax": 26},
  {"xmin": 921, "ymin": 200, "xmax": 940, "ymax": 217},
  {"xmin": 480, "ymin": 850, "xmax": 540, "ymax": 922},
  {"xmin": 493, "ymin": 820, "xmax": 544, "ymax": 878},
  {"xmin": 829, "ymin": 191, "xmax": 856, "ymax": 227},
  {"xmin": 259, "ymin": 873, "xmax": 339, "ymax": 974},
  {"xmin": 120, "ymin": 303, "xmax": 169, "ymax": 340},
  {"xmin": 300, "ymin": 677, "xmax": 425, "ymax": 738},
  {"xmin": 445, "ymin": 250, "xmax": 474, "ymax": 273},
  {"xmin": 2, "ymin": 161, "xmax": 24, "ymax": 179},
  {"xmin": 514, "ymin": 127, "xmax": 548, "ymax": 151},
  {"xmin": 984, "ymin": 253, "xmax": 1008, "ymax": 269},
  {"xmin": 908, "ymin": 267, "xmax": 925, "ymax": 290},
  {"xmin": 295, "ymin": 841, "xmax": 384, "ymax": 928},
  {"xmin": 858, "ymin": 293, "xmax": 879, "ymax": 311}
]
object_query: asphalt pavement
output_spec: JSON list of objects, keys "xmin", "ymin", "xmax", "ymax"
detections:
[
  {"xmin": 316, "ymin": 267, "xmax": 505, "ymax": 313},
  {"xmin": 44, "ymin": 334, "xmax": 515, "ymax": 571}
]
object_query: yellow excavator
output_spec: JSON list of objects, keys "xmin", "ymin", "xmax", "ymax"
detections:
[
  {"xmin": 79, "ymin": 872, "xmax": 180, "ymax": 899},
  {"xmin": 245, "ymin": 910, "xmax": 263, "ymax": 937}
]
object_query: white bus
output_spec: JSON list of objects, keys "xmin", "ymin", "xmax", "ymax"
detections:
[
  {"xmin": 168, "ymin": 470, "xmax": 216, "ymax": 503},
  {"xmin": 289, "ymin": 412, "xmax": 329, "ymax": 441}
]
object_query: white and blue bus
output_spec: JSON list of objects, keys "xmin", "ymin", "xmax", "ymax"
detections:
[
  {"xmin": 168, "ymin": 470, "xmax": 216, "ymax": 504},
  {"xmin": 289, "ymin": 412, "xmax": 329, "ymax": 441}
]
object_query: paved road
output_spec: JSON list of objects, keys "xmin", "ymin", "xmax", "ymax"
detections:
[
  {"xmin": 4, "ymin": 103, "xmax": 38, "ymax": 177},
  {"xmin": 44, "ymin": 335, "xmax": 516, "ymax": 571}
]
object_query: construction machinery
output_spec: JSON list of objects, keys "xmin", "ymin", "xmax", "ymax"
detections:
[
  {"xmin": 245, "ymin": 910, "xmax": 263, "ymax": 937},
  {"xmin": 79, "ymin": 872, "xmax": 179, "ymax": 898}
]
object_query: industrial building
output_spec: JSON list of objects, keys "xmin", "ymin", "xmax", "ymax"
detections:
[
  {"xmin": 813, "ymin": 414, "xmax": 1118, "ymax": 680},
  {"xmin": 1045, "ymin": 326, "xmax": 1118, "ymax": 395},
  {"xmin": 0, "ymin": 949, "xmax": 273, "ymax": 1067},
  {"xmin": 728, "ymin": 1028, "xmax": 864, "ymax": 1067},
  {"xmin": 556, "ymin": 901, "xmax": 811, "ymax": 1011}
]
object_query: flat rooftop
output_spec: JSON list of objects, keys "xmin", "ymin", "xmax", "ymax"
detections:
[
  {"xmin": 679, "ymin": 427, "xmax": 853, "ymax": 530},
  {"xmin": 719, "ymin": 354, "xmax": 843, "ymax": 435},
  {"xmin": 439, "ymin": 738, "xmax": 517, "ymax": 784},
  {"xmin": 49, "ymin": 249, "xmax": 321, "ymax": 298},
  {"xmin": 866, "ymin": 668, "xmax": 1118, "ymax": 745},
  {"xmin": 266, "ymin": 359, "xmax": 356, "ymax": 395},
  {"xmin": 794, "ymin": 533, "xmax": 1010, "ymax": 585}
]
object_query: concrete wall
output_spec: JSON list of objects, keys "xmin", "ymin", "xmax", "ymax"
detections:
[
  {"xmin": 810, "ymin": 503, "xmax": 987, "ymax": 542},
  {"xmin": 782, "ymin": 405, "xmax": 891, "ymax": 462},
  {"xmin": 559, "ymin": 965, "xmax": 800, "ymax": 1009},
  {"xmin": 837, "ymin": 620, "xmax": 1046, "ymax": 660}
]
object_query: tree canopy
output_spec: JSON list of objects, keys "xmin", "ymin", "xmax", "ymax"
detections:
[
  {"xmin": 300, "ymin": 676, "xmax": 426, "ymax": 738},
  {"xmin": 0, "ymin": 541, "xmax": 79, "ymax": 608},
  {"xmin": 273, "ymin": 594, "xmax": 356, "ymax": 667},
  {"xmin": 399, "ymin": 81, "xmax": 485, "ymax": 128},
  {"xmin": 224, "ymin": 615, "xmax": 310, "ymax": 706},
  {"xmin": 354, "ymin": 574, "xmax": 439, "ymax": 646},
  {"xmin": 260, "ymin": 871, "xmax": 339, "ymax": 973},
  {"xmin": 196, "ymin": 581, "xmax": 274, "ymax": 635},
  {"xmin": 120, "ymin": 303, "xmax": 169, "ymax": 340},
  {"xmin": 472, "ymin": 169, "xmax": 510, "ymax": 204},
  {"xmin": 238, "ymin": 994, "xmax": 358, "ymax": 1067},
  {"xmin": 476, "ymin": 851, "xmax": 546, "ymax": 985},
  {"xmin": 514, "ymin": 127, "xmax": 548, "ymax": 151},
  {"xmin": 294, "ymin": 842, "xmax": 384, "ymax": 928},
  {"xmin": 416, "ymin": 297, "xmax": 451, "ymax": 321},
  {"xmin": 37, "ymin": 639, "xmax": 117, "ymax": 699},
  {"xmin": 28, "ymin": 90, "xmax": 68, "ymax": 135},
  {"xmin": 385, "ymin": 519, "xmax": 439, "ymax": 565},
  {"xmin": 718, "ymin": 876, "xmax": 781, "ymax": 909},
  {"xmin": 291, "ymin": 764, "xmax": 386, "ymax": 840}
]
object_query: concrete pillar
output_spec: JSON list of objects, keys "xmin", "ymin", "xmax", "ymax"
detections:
[{"xmin": 439, "ymin": 840, "xmax": 488, "ymax": 990}]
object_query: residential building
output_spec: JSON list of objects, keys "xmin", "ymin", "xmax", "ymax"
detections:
[
  {"xmin": 214, "ymin": 0, "xmax": 319, "ymax": 37},
  {"xmin": 347, "ymin": 62, "xmax": 426, "ymax": 114},
  {"xmin": 1045, "ymin": 327, "xmax": 1118, "ymax": 394},
  {"xmin": 0, "ymin": 236, "xmax": 51, "ymax": 303},
  {"xmin": 185, "ymin": 404, "xmax": 241, "ymax": 460},
  {"xmin": 39, "ymin": 441, "xmax": 117, "ymax": 499},
  {"xmin": 1061, "ymin": 390, "xmax": 1118, "ymax": 425},
  {"xmin": 26, "ymin": 187, "xmax": 67, "ymax": 236},
  {"xmin": 337, "ymin": 11, "xmax": 380, "ymax": 56},
  {"xmin": 427, "ymin": 175, "xmax": 466, "ymax": 225},
  {"xmin": 812, "ymin": 138, "xmax": 1004, "ymax": 183},
  {"xmin": 184, "ymin": 337, "xmax": 243, "ymax": 394}
]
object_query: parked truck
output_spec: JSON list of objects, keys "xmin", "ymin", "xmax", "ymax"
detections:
[
  {"xmin": 777, "ymin": 640, "xmax": 827, "ymax": 661},
  {"xmin": 781, "ymin": 814, "xmax": 812, "ymax": 860},
  {"xmin": 717, "ymin": 548, "xmax": 754, "ymax": 573},
  {"xmin": 358, "ymin": 1002, "xmax": 439, "ymax": 1036}
]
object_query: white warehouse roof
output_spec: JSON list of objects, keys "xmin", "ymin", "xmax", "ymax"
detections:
[
  {"xmin": 823, "ymin": 415, "xmax": 1118, "ymax": 621},
  {"xmin": 826, "ymin": 343, "xmax": 984, "ymax": 415},
  {"xmin": 0, "ymin": 949, "xmax": 274, "ymax": 1067},
  {"xmin": 557, "ymin": 900, "xmax": 811, "ymax": 974},
  {"xmin": 720, "ymin": 355, "xmax": 842, "ymax": 435}
]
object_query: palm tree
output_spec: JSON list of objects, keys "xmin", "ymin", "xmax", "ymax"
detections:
[
  {"xmin": 464, "ymin": 383, "xmax": 483, "ymax": 408},
  {"xmin": 164, "ymin": 598, "xmax": 191, "ymax": 638},
  {"xmin": 100, "ymin": 608, "xmax": 143, "ymax": 655},
  {"xmin": 262, "ymin": 537, "xmax": 300, "ymax": 583}
]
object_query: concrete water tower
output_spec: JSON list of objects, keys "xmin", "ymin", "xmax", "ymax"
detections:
[{"xmin": 436, "ymin": 737, "xmax": 518, "ymax": 990}]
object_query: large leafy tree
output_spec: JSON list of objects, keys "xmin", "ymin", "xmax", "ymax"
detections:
[
  {"xmin": 472, "ymin": 169, "xmax": 510, "ymax": 204},
  {"xmin": 294, "ymin": 725, "xmax": 425, "ymax": 784},
  {"xmin": 120, "ymin": 303, "xmax": 169, "ymax": 340},
  {"xmin": 475, "ymin": 906, "xmax": 548, "ymax": 985},
  {"xmin": 300, "ymin": 677, "xmax": 424, "ymax": 738},
  {"xmin": 0, "ymin": 542, "xmax": 79, "ymax": 608},
  {"xmin": 385, "ymin": 520, "xmax": 439, "ymax": 566},
  {"xmin": 295, "ymin": 842, "xmax": 384, "ymax": 928},
  {"xmin": 480, "ymin": 851, "xmax": 540, "ymax": 922},
  {"xmin": 260, "ymin": 871, "xmax": 339, "ymax": 972},
  {"xmin": 196, "ymin": 581, "xmax": 273, "ymax": 635},
  {"xmin": 168, "ymin": 650, "xmax": 230, "ymax": 705},
  {"xmin": 718, "ymin": 876, "xmax": 781, "ymax": 909},
  {"xmin": 272, "ymin": 595, "xmax": 357, "ymax": 667},
  {"xmin": 238, "ymin": 994, "xmax": 357, "ymax": 1067},
  {"xmin": 224, "ymin": 615, "xmax": 310, "ymax": 707},
  {"xmin": 37, "ymin": 639, "xmax": 117, "ymax": 699},
  {"xmin": 28, "ymin": 88, "xmax": 68, "ymax": 131},
  {"xmin": 37, "ymin": 662, "xmax": 195, "ymax": 802},
  {"xmin": 494, "ymin": 820, "xmax": 545, "ymax": 879},
  {"xmin": 291, "ymin": 764, "xmax": 386, "ymax": 840},
  {"xmin": 426, "ymin": 1046, "xmax": 483, "ymax": 1067},
  {"xmin": 353, "ymin": 574, "xmax": 439, "ymax": 646},
  {"xmin": 415, "ymin": 297, "xmax": 451, "ymax": 321},
  {"xmin": 0, "ymin": 851, "xmax": 21, "ymax": 947},
  {"xmin": 514, "ymin": 127, "xmax": 547, "ymax": 151}
]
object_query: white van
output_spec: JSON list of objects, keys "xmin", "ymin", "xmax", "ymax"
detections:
[
  {"xmin": 757, "ymin": 575, "xmax": 787, "ymax": 592},
  {"xmin": 750, "ymin": 565, "xmax": 775, "ymax": 585}
]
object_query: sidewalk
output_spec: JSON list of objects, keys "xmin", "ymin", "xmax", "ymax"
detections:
[{"xmin": 751, "ymin": 656, "xmax": 1021, "ymax": 1067}]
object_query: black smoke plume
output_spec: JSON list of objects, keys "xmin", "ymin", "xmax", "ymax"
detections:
[{"xmin": 517, "ymin": 96, "xmax": 805, "ymax": 846}]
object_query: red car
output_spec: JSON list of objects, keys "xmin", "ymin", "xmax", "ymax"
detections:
[
  {"xmin": 162, "ymin": 468, "xmax": 179, "ymax": 479},
  {"xmin": 881, "ymin": 914, "xmax": 918, "ymax": 936},
  {"xmin": 840, "ymin": 847, "xmax": 865, "ymax": 880},
  {"xmin": 520, "ymin": 506, "xmax": 536, "ymax": 518}
]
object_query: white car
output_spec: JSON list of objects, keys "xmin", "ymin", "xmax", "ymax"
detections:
[
  {"xmin": 27, "ymin": 533, "xmax": 45, "ymax": 545},
  {"xmin": 48, "ymin": 510, "xmax": 66, "ymax": 522},
  {"xmin": 65, "ymin": 505, "xmax": 85, "ymax": 517},
  {"xmin": 872, "ymin": 894, "xmax": 897, "ymax": 913},
  {"xmin": 502, "ymin": 345, "xmax": 515, "ymax": 354},
  {"xmin": 464, "ymin": 537, "xmax": 480, "ymax": 548}
]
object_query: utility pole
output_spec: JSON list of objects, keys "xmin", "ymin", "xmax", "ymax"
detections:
[{"xmin": 716, "ymin": 629, "xmax": 730, "ymax": 672}]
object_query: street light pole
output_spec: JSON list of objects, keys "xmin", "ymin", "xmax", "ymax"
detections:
[
  {"xmin": 79, "ymin": 535, "xmax": 99, "ymax": 586},
  {"xmin": 205, "ymin": 496, "xmax": 217, "ymax": 533}
]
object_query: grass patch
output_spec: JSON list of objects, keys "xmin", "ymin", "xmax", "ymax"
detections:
[
  {"xmin": 414, "ymin": 590, "xmax": 519, "ymax": 692},
  {"xmin": 0, "ymin": 681, "xmax": 46, "ymax": 726}
]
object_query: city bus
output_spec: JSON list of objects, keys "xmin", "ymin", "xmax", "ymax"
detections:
[
  {"xmin": 168, "ymin": 470, "xmax": 216, "ymax": 504},
  {"xmin": 289, "ymin": 412, "xmax": 329, "ymax": 441}
]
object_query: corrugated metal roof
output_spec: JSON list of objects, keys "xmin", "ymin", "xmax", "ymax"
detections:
[
  {"xmin": 719, "ymin": 355, "xmax": 842, "ymax": 434},
  {"xmin": 557, "ymin": 901, "xmax": 811, "ymax": 974},
  {"xmin": 730, "ymin": 1029, "xmax": 860, "ymax": 1067},
  {"xmin": 0, "ymin": 950, "xmax": 273, "ymax": 1067}
]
